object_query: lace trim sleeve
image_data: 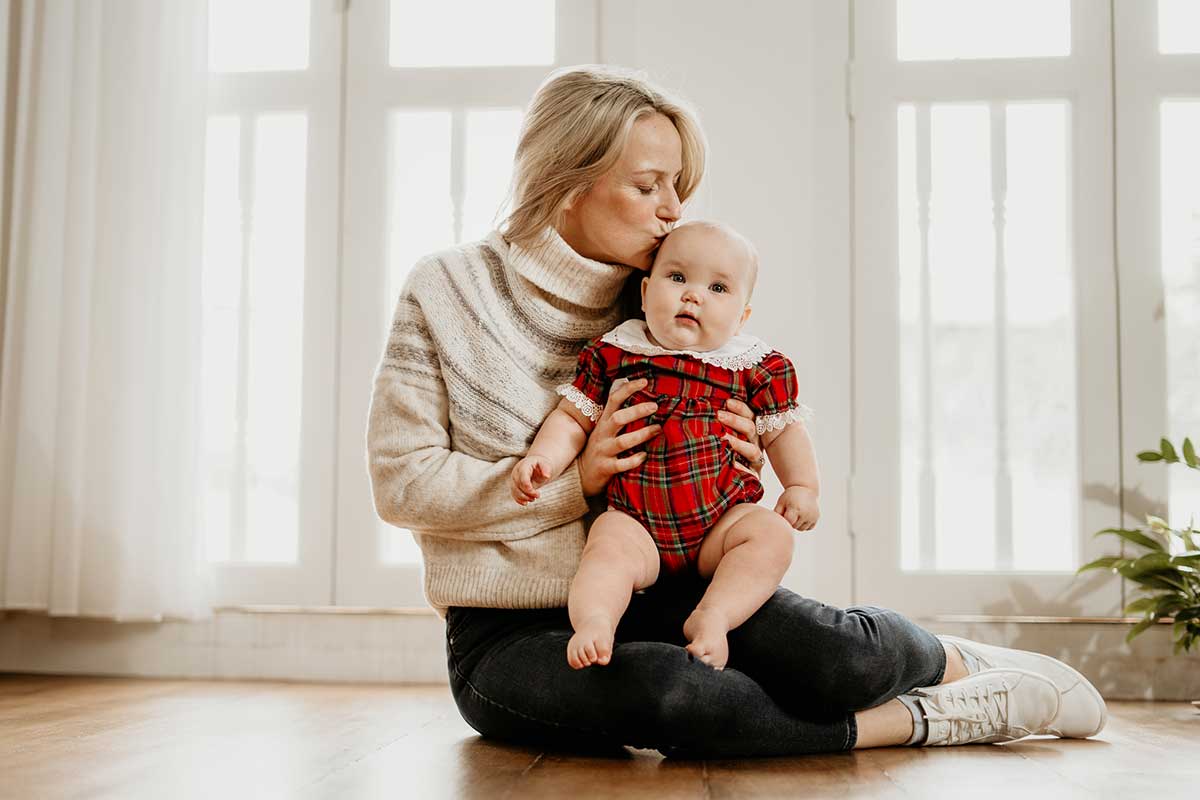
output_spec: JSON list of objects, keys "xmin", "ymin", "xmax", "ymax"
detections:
[
  {"xmin": 556, "ymin": 384, "xmax": 603, "ymax": 423},
  {"xmin": 755, "ymin": 403, "xmax": 814, "ymax": 435}
]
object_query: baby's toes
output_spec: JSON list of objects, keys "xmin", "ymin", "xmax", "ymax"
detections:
[{"xmin": 566, "ymin": 636, "xmax": 587, "ymax": 669}]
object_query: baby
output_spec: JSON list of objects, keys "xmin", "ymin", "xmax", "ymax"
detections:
[{"xmin": 510, "ymin": 221, "xmax": 820, "ymax": 670}]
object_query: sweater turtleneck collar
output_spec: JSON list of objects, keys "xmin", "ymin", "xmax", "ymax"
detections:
[{"xmin": 501, "ymin": 227, "xmax": 635, "ymax": 311}]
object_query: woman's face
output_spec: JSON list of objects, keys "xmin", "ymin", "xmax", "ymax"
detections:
[{"xmin": 557, "ymin": 113, "xmax": 684, "ymax": 271}]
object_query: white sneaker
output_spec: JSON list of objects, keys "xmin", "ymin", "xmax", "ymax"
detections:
[
  {"xmin": 908, "ymin": 668, "xmax": 1060, "ymax": 746},
  {"xmin": 939, "ymin": 635, "xmax": 1107, "ymax": 738}
]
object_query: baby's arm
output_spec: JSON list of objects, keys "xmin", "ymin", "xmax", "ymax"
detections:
[
  {"xmin": 762, "ymin": 423, "xmax": 821, "ymax": 530},
  {"xmin": 511, "ymin": 399, "xmax": 597, "ymax": 505}
]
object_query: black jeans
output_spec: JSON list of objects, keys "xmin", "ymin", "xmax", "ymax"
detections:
[{"xmin": 445, "ymin": 576, "xmax": 946, "ymax": 758}]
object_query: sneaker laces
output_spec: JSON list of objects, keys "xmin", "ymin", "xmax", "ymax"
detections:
[{"xmin": 914, "ymin": 679, "xmax": 1012, "ymax": 745}]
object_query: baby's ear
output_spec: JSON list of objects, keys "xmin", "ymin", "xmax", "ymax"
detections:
[
  {"xmin": 641, "ymin": 276, "xmax": 649, "ymax": 310},
  {"xmin": 737, "ymin": 304, "xmax": 752, "ymax": 332}
]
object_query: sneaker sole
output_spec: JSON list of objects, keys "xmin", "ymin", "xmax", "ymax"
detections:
[{"xmin": 940, "ymin": 635, "xmax": 1107, "ymax": 738}]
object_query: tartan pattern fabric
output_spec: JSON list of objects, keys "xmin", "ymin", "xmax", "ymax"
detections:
[{"xmin": 560, "ymin": 337, "xmax": 803, "ymax": 575}]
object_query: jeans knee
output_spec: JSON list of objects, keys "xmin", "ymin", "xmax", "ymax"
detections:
[{"xmin": 809, "ymin": 608, "xmax": 904, "ymax": 709}]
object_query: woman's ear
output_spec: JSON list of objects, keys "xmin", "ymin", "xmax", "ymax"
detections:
[{"xmin": 561, "ymin": 183, "xmax": 589, "ymax": 212}]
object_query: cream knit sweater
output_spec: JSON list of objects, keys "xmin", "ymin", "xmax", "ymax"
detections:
[{"xmin": 367, "ymin": 229, "xmax": 632, "ymax": 613}]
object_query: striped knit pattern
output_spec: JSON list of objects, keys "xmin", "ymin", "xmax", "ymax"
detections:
[{"xmin": 367, "ymin": 229, "xmax": 632, "ymax": 613}]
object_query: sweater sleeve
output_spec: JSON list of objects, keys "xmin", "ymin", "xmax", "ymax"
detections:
[{"xmin": 367, "ymin": 275, "xmax": 590, "ymax": 541}]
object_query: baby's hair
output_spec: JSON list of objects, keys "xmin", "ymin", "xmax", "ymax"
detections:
[{"xmin": 655, "ymin": 220, "xmax": 759, "ymax": 300}]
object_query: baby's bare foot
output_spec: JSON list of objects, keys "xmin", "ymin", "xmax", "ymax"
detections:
[
  {"xmin": 683, "ymin": 607, "xmax": 730, "ymax": 670},
  {"xmin": 567, "ymin": 615, "xmax": 616, "ymax": 670}
]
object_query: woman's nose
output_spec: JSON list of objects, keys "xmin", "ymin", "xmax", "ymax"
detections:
[{"xmin": 657, "ymin": 184, "xmax": 681, "ymax": 222}]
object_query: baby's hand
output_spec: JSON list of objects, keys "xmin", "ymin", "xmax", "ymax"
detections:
[
  {"xmin": 775, "ymin": 486, "xmax": 820, "ymax": 531},
  {"xmin": 511, "ymin": 455, "xmax": 553, "ymax": 505}
]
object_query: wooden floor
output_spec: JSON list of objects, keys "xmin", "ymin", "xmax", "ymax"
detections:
[{"xmin": 1, "ymin": 675, "xmax": 1197, "ymax": 800}]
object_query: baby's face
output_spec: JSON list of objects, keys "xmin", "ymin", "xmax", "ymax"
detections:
[{"xmin": 640, "ymin": 225, "xmax": 753, "ymax": 352}]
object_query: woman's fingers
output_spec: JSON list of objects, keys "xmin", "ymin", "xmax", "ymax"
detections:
[
  {"xmin": 614, "ymin": 424, "xmax": 661, "ymax": 452},
  {"xmin": 723, "ymin": 434, "xmax": 759, "ymax": 462},
  {"xmin": 613, "ymin": 451, "xmax": 648, "ymax": 474},
  {"xmin": 602, "ymin": 379, "xmax": 649, "ymax": 419},
  {"xmin": 718, "ymin": 408, "xmax": 756, "ymax": 439},
  {"xmin": 724, "ymin": 397, "xmax": 755, "ymax": 420},
  {"xmin": 609, "ymin": 401, "xmax": 658, "ymax": 430}
]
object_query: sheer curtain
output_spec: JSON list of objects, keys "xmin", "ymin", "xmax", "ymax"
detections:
[{"xmin": 0, "ymin": 0, "xmax": 213, "ymax": 621}]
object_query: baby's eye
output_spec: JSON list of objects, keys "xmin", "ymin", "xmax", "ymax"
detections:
[
  {"xmin": 710, "ymin": 283, "xmax": 728, "ymax": 294},
  {"xmin": 669, "ymin": 272, "xmax": 685, "ymax": 283}
]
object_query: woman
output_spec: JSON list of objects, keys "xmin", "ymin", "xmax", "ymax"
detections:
[{"xmin": 367, "ymin": 65, "xmax": 1105, "ymax": 756}]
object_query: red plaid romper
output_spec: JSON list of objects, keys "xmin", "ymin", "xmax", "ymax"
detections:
[{"xmin": 557, "ymin": 321, "xmax": 808, "ymax": 576}]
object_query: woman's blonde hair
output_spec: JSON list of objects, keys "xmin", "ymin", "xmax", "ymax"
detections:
[{"xmin": 502, "ymin": 65, "xmax": 706, "ymax": 248}]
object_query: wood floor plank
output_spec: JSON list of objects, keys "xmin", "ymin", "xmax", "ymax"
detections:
[{"xmin": 3, "ymin": 675, "xmax": 1198, "ymax": 800}]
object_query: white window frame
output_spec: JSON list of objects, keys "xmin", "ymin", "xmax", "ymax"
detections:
[
  {"xmin": 334, "ymin": 0, "xmax": 597, "ymax": 607},
  {"xmin": 1114, "ymin": 0, "xmax": 1200, "ymax": 536},
  {"xmin": 850, "ymin": 0, "xmax": 1122, "ymax": 617},
  {"xmin": 206, "ymin": 4, "xmax": 343, "ymax": 606}
]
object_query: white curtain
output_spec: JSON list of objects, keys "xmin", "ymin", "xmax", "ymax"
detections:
[{"xmin": 0, "ymin": 0, "xmax": 213, "ymax": 621}]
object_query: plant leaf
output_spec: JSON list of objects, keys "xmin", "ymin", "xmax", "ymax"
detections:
[
  {"xmin": 1095, "ymin": 527, "xmax": 1165, "ymax": 552},
  {"xmin": 1172, "ymin": 608, "xmax": 1200, "ymax": 623},
  {"xmin": 1184, "ymin": 437, "xmax": 1198, "ymax": 468},
  {"xmin": 1124, "ymin": 596, "xmax": 1158, "ymax": 615},
  {"xmin": 1126, "ymin": 617, "xmax": 1155, "ymax": 643},
  {"xmin": 1146, "ymin": 515, "xmax": 1170, "ymax": 533},
  {"xmin": 1161, "ymin": 438, "xmax": 1178, "ymax": 462},
  {"xmin": 1076, "ymin": 556, "xmax": 1124, "ymax": 574},
  {"xmin": 1138, "ymin": 451, "xmax": 1164, "ymax": 462}
]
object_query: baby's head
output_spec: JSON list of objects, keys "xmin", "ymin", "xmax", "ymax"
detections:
[{"xmin": 641, "ymin": 220, "xmax": 758, "ymax": 352}]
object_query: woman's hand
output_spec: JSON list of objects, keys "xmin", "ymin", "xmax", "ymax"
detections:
[
  {"xmin": 719, "ymin": 398, "xmax": 765, "ymax": 477},
  {"xmin": 578, "ymin": 379, "xmax": 662, "ymax": 497}
]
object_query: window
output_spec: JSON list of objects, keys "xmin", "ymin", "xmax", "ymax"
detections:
[
  {"xmin": 852, "ymin": 0, "xmax": 1120, "ymax": 616},
  {"xmin": 1114, "ymin": 0, "xmax": 1200, "ymax": 550},
  {"xmin": 201, "ymin": 0, "xmax": 596, "ymax": 606}
]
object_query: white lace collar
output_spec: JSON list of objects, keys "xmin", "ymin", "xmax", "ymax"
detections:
[{"xmin": 600, "ymin": 319, "xmax": 772, "ymax": 371}]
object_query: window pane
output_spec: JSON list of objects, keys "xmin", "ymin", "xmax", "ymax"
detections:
[
  {"xmin": 389, "ymin": 0, "xmax": 555, "ymax": 67},
  {"xmin": 386, "ymin": 111, "xmax": 454, "ymax": 315},
  {"xmin": 380, "ymin": 524, "xmax": 422, "ymax": 564},
  {"xmin": 462, "ymin": 109, "xmax": 523, "ymax": 241},
  {"xmin": 209, "ymin": 0, "xmax": 310, "ymax": 73},
  {"xmin": 1160, "ymin": 102, "xmax": 1200, "ymax": 532},
  {"xmin": 246, "ymin": 113, "xmax": 308, "ymax": 563},
  {"xmin": 201, "ymin": 116, "xmax": 242, "ymax": 563},
  {"xmin": 1004, "ymin": 103, "xmax": 1077, "ymax": 572},
  {"xmin": 898, "ymin": 102, "xmax": 1078, "ymax": 573},
  {"xmin": 897, "ymin": 0, "xmax": 1070, "ymax": 61},
  {"xmin": 1159, "ymin": 0, "xmax": 1200, "ymax": 54}
]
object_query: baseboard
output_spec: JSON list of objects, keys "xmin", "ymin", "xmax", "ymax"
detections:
[
  {"xmin": 0, "ymin": 608, "xmax": 448, "ymax": 684},
  {"xmin": 1, "ymin": 609, "xmax": 1196, "ymax": 700}
]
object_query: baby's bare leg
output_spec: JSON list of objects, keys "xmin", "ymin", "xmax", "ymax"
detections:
[
  {"xmin": 684, "ymin": 504, "xmax": 795, "ymax": 670},
  {"xmin": 567, "ymin": 510, "xmax": 660, "ymax": 669}
]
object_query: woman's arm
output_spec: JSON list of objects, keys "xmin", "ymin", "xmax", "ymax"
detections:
[{"xmin": 367, "ymin": 294, "xmax": 589, "ymax": 540}]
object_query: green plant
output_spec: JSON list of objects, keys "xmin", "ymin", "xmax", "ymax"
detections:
[{"xmin": 1078, "ymin": 437, "xmax": 1200, "ymax": 654}]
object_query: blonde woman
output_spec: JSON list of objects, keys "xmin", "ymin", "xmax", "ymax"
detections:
[{"xmin": 367, "ymin": 65, "xmax": 1106, "ymax": 755}]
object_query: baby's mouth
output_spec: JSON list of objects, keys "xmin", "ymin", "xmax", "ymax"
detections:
[{"xmin": 675, "ymin": 311, "xmax": 699, "ymax": 326}]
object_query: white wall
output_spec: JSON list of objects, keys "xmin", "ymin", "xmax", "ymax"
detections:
[{"xmin": 600, "ymin": 0, "xmax": 854, "ymax": 605}]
